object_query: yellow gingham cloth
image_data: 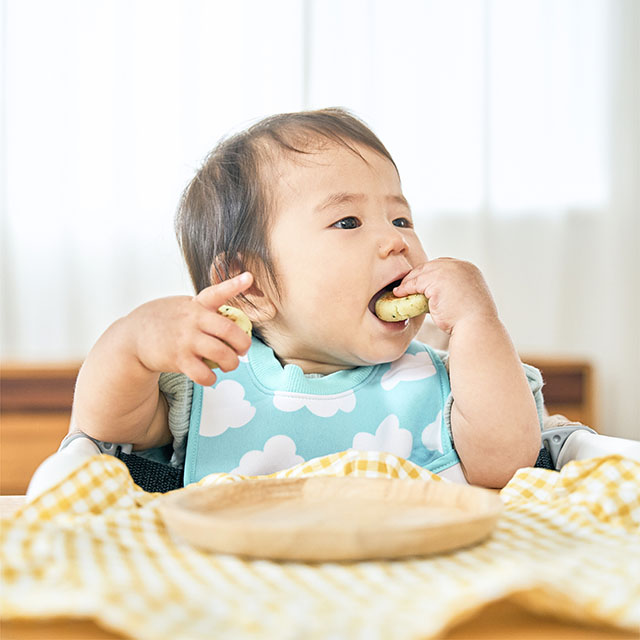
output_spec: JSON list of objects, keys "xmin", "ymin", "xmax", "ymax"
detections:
[{"xmin": 1, "ymin": 450, "xmax": 639, "ymax": 639}]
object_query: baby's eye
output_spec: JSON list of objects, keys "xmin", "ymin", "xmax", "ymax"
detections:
[
  {"xmin": 393, "ymin": 217, "xmax": 413, "ymax": 228},
  {"xmin": 332, "ymin": 217, "xmax": 361, "ymax": 230}
]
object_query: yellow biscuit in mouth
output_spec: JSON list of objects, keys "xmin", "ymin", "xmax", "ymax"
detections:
[
  {"xmin": 203, "ymin": 305, "xmax": 252, "ymax": 369},
  {"xmin": 374, "ymin": 292, "xmax": 429, "ymax": 322}
]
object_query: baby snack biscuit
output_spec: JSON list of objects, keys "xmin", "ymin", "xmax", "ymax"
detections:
[
  {"xmin": 204, "ymin": 306, "xmax": 252, "ymax": 369},
  {"xmin": 375, "ymin": 292, "xmax": 429, "ymax": 322}
]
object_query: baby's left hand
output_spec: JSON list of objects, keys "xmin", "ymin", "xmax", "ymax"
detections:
[{"xmin": 393, "ymin": 258, "xmax": 499, "ymax": 334}]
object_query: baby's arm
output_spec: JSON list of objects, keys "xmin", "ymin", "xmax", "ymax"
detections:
[
  {"xmin": 72, "ymin": 273, "xmax": 253, "ymax": 450},
  {"xmin": 394, "ymin": 260, "xmax": 540, "ymax": 487}
]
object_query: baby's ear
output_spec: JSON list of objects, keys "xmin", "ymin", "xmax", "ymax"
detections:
[{"xmin": 209, "ymin": 258, "xmax": 277, "ymax": 325}]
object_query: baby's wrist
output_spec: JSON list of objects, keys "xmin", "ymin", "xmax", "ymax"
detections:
[
  {"xmin": 108, "ymin": 313, "xmax": 154, "ymax": 374},
  {"xmin": 450, "ymin": 311, "xmax": 503, "ymax": 338}
]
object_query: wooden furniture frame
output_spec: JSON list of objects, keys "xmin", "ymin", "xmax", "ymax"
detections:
[
  {"xmin": 0, "ymin": 357, "xmax": 596, "ymax": 495},
  {"xmin": 1, "ymin": 363, "xmax": 79, "ymax": 495}
]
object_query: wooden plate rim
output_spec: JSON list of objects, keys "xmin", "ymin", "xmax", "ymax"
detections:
[{"xmin": 158, "ymin": 476, "xmax": 503, "ymax": 538}]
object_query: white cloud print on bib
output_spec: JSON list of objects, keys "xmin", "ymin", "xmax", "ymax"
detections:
[
  {"xmin": 199, "ymin": 380, "xmax": 256, "ymax": 437},
  {"xmin": 352, "ymin": 414, "xmax": 413, "ymax": 459},
  {"xmin": 273, "ymin": 390, "xmax": 356, "ymax": 417},
  {"xmin": 380, "ymin": 351, "xmax": 437, "ymax": 390},
  {"xmin": 232, "ymin": 435, "xmax": 304, "ymax": 475},
  {"xmin": 421, "ymin": 410, "xmax": 443, "ymax": 453}
]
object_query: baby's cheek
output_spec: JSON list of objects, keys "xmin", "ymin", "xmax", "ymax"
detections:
[{"xmin": 412, "ymin": 245, "xmax": 429, "ymax": 265}]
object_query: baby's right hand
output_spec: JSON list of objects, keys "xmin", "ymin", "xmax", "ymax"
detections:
[{"xmin": 126, "ymin": 272, "xmax": 254, "ymax": 386}]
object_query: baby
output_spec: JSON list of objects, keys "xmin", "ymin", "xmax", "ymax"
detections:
[{"xmin": 69, "ymin": 108, "xmax": 543, "ymax": 489}]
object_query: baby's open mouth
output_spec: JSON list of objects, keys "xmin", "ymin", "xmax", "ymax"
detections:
[{"xmin": 368, "ymin": 279, "xmax": 402, "ymax": 316}]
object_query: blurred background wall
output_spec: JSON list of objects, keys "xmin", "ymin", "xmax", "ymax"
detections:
[{"xmin": 1, "ymin": 0, "xmax": 638, "ymax": 439}]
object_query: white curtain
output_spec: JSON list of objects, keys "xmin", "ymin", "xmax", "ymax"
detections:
[{"xmin": 2, "ymin": 0, "xmax": 638, "ymax": 439}]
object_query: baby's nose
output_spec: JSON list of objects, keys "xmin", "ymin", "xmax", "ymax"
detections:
[{"xmin": 377, "ymin": 225, "xmax": 409, "ymax": 258}]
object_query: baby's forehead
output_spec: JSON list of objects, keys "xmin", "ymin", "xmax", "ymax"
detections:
[
  {"xmin": 266, "ymin": 137, "xmax": 393, "ymax": 181},
  {"xmin": 270, "ymin": 143, "xmax": 363, "ymax": 187},
  {"xmin": 268, "ymin": 143, "xmax": 401, "ymax": 212}
]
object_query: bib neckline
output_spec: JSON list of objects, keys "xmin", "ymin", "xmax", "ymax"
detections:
[{"xmin": 247, "ymin": 338, "xmax": 379, "ymax": 395}]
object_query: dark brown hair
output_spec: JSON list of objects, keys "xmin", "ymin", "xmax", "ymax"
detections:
[{"xmin": 175, "ymin": 107, "xmax": 397, "ymax": 310}]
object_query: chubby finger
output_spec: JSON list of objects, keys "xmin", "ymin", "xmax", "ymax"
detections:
[
  {"xmin": 393, "ymin": 276, "xmax": 422, "ymax": 298},
  {"xmin": 197, "ymin": 336, "xmax": 240, "ymax": 372},
  {"xmin": 196, "ymin": 272, "xmax": 253, "ymax": 311},
  {"xmin": 392, "ymin": 263, "xmax": 435, "ymax": 297},
  {"xmin": 200, "ymin": 312, "xmax": 251, "ymax": 355},
  {"xmin": 183, "ymin": 358, "xmax": 218, "ymax": 387}
]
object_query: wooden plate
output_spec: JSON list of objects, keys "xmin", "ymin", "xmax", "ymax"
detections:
[{"xmin": 158, "ymin": 476, "xmax": 503, "ymax": 561}]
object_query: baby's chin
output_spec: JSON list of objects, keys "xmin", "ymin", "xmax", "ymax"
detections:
[
  {"xmin": 356, "ymin": 330, "xmax": 420, "ymax": 366},
  {"xmin": 366, "ymin": 345, "xmax": 412, "ymax": 366}
]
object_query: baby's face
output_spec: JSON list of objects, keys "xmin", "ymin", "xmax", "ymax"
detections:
[{"xmin": 263, "ymin": 142, "xmax": 428, "ymax": 373}]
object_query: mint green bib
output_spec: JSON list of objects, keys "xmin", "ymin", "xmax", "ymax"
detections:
[{"xmin": 184, "ymin": 338, "xmax": 459, "ymax": 484}]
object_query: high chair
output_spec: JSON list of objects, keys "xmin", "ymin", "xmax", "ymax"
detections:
[
  {"xmin": 26, "ymin": 413, "xmax": 640, "ymax": 498},
  {"xmin": 25, "ymin": 320, "xmax": 640, "ymax": 497}
]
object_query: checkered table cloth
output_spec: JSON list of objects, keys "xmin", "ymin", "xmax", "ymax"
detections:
[{"xmin": 1, "ymin": 451, "xmax": 639, "ymax": 639}]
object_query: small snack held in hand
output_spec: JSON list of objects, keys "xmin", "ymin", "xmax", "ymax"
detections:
[
  {"xmin": 375, "ymin": 292, "xmax": 429, "ymax": 322},
  {"xmin": 204, "ymin": 305, "xmax": 252, "ymax": 369}
]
